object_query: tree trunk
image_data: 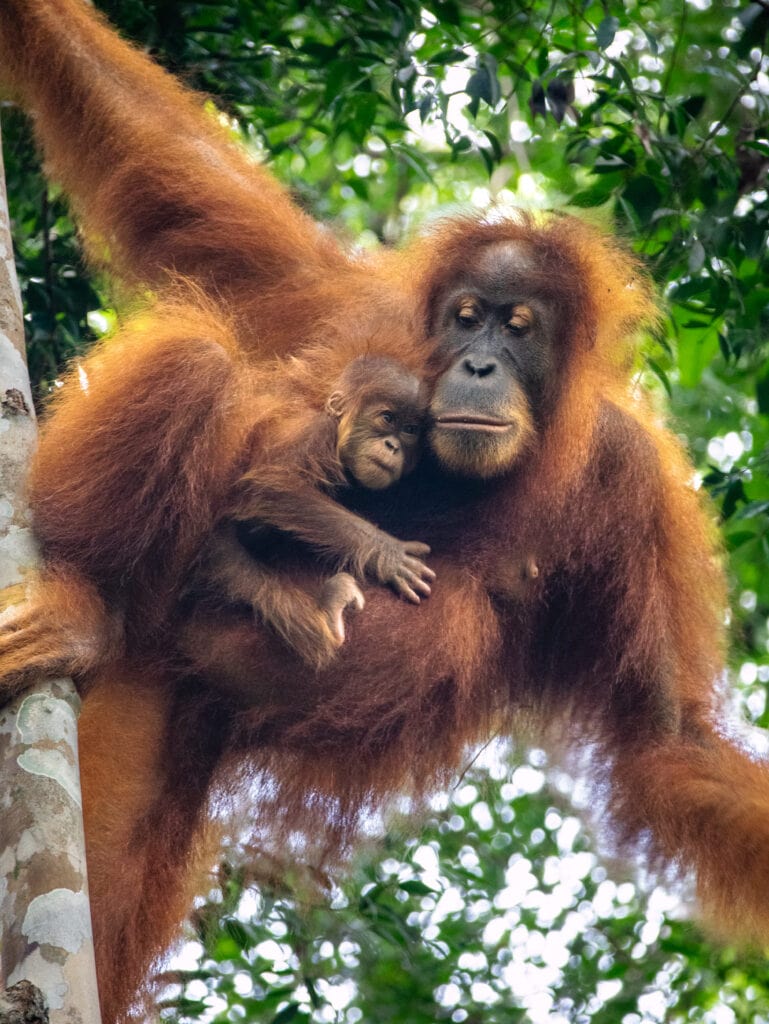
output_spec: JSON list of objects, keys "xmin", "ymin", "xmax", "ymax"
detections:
[{"xmin": 0, "ymin": 119, "xmax": 102, "ymax": 1024}]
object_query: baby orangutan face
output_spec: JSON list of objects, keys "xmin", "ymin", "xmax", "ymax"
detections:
[{"xmin": 326, "ymin": 357, "xmax": 424, "ymax": 490}]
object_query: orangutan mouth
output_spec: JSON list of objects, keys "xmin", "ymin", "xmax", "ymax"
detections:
[{"xmin": 434, "ymin": 414, "xmax": 515, "ymax": 433}]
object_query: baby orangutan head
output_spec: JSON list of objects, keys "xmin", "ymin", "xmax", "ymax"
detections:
[{"xmin": 326, "ymin": 356, "xmax": 425, "ymax": 490}]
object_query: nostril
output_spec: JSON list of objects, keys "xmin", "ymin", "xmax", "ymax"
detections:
[
  {"xmin": 385, "ymin": 438, "xmax": 399, "ymax": 453},
  {"xmin": 463, "ymin": 356, "xmax": 497, "ymax": 378}
]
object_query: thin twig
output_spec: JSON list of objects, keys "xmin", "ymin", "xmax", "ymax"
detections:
[
  {"xmin": 453, "ymin": 730, "xmax": 503, "ymax": 789},
  {"xmin": 693, "ymin": 50, "xmax": 764, "ymax": 158},
  {"xmin": 660, "ymin": 1, "xmax": 687, "ymax": 110}
]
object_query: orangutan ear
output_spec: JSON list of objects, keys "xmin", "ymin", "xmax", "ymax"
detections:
[{"xmin": 325, "ymin": 391, "xmax": 346, "ymax": 419}]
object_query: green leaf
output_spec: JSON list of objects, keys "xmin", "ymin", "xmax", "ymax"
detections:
[
  {"xmin": 224, "ymin": 918, "xmax": 250, "ymax": 949},
  {"xmin": 688, "ymin": 239, "xmax": 706, "ymax": 273},
  {"xmin": 757, "ymin": 369, "xmax": 769, "ymax": 415},
  {"xmin": 671, "ymin": 277, "xmax": 711, "ymax": 301},
  {"xmin": 643, "ymin": 28, "xmax": 659, "ymax": 55},
  {"xmin": 733, "ymin": 499, "xmax": 769, "ymax": 521},
  {"xmin": 396, "ymin": 64, "xmax": 416, "ymax": 85},
  {"xmin": 465, "ymin": 58, "xmax": 501, "ymax": 117},
  {"xmin": 726, "ymin": 530, "xmax": 756, "ymax": 551},
  {"xmin": 675, "ymin": 324, "xmax": 719, "ymax": 388},
  {"xmin": 546, "ymin": 77, "xmax": 575, "ymax": 124},
  {"xmin": 482, "ymin": 129, "xmax": 503, "ymax": 163},
  {"xmin": 529, "ymin": 80, "xmax": 547, "ymax": 118},
  {"xmin": 418, "ymin": 93, "xmax": 435, "ymax": 123},
  {"xmin": 722, "ymin": 480, "xmax": 747, "ymax": 519},
  {"xmin": 430, "ymin": 48, "xmax": 467, "ymax": 66},
  {"xmin": 264, "ymin": 120, "xmax": 303, "ymax": 147},
  {"xmin": 621, "ymin": 176, "xmax": 662, "ymax": 222},
  {"xmin": 680, "ymin": 95, "xmax": 706, "ymax": 122},
  {"xmin": 596, "ymin": 15, "xmax": 619, "ymax": 51},
  {"xmin": 569, "ymin": 184, "xmax": 615, "ymax": 208},
  {"xmin": 271, "ymin": 1003, "xmax": 301, "ymax": 1024},
  {"xmin": 399, "ymin": 879, "xmax": 438, "ymax": 896},
  {"xmin": 646, "ymin": 358, "xmax": 672, "ymax": 397}
]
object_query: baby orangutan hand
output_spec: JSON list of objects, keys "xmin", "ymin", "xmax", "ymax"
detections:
[{"xmin": 365, "ymin": 537, "xmax": 435, "ymax": 604}]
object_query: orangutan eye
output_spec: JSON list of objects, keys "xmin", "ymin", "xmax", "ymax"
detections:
[
  {"xmin": 380, "ymin": 410, "xmax": 395, "ymax": 425},
  {"xmin": 456, "ymin": 302, "xmax": 481, "ymax": 327},
  {"xmin": 402, "ymin": 423, "xmax": 420, "ymax": 437},
  {"xmin": 507, "ymin": 305, "xmax": 533, "ymax": 334}
]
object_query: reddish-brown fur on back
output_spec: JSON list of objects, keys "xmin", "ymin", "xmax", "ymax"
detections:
[
  {"xmin": 29, "ymin": 302, "xmax": 248, "ymax": 605},
  {"xmin": 1, "ymin": 4, "xmax": 765, "ymax": 1024}
]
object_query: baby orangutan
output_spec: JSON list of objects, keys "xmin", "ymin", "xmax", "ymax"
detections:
[{"xmin": 196, "ymin": 355, "xmax": 434, "ymax": 668}]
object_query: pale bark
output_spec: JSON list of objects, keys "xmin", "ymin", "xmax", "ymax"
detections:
[{"xmin": 0, "ymin": 122, "xmax": 102, "ymax": 1024}]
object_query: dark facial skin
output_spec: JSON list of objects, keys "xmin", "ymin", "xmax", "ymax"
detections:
[
  {"xmin": 331, "ymin": 374, "xmax": 423, "ymax": 490},
  {"xmin": 428, "ymin": 242, "xmax": 557, "ymax": 478}
]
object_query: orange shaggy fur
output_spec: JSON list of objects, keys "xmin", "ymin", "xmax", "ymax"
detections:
[{"xmin": 0, "ymin": 2, "xmax": 764, "ymax": 1022}]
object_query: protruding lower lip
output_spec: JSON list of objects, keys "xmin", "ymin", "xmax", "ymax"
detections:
[
  {"xmin": 370, "ymin": 457, "xmax": 396, "ymax": 472},
  {"xmin": 433, "ymin": 415, "xmax": 514, "ymax": 433}
]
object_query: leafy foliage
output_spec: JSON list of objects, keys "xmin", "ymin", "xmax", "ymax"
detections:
[
  {"xmin": 3, "ymin": 0, "xmax": 769, "ymax": 1020},
  {"xmin": 171, "ymin": 752, "xmax": 769, "ymax": 1023}
]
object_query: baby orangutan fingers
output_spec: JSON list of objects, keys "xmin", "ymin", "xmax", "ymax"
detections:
[
  {"xmin": 392, "ymin": 573, "xmax": 430, "ymax": 604},
  {"xmin": 403, "ymin": 541, "xmax": 432, "ymax": 560},
  {"xmin": 364, "ymin": 537, "xmax": 435, "ymax": 604},
  {"xmin": 319, "ymin": 572, "xmax": 365, "ymax": 645},
  {"xmin": 394, "ymin": 542, "xmax": 435, "ymax": 604}
]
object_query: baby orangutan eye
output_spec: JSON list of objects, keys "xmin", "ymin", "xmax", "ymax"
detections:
[{"xmin": 507, "ymin": 305, "xmax": 533, "ymax": 334}]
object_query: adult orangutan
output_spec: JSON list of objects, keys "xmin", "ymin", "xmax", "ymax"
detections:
[{"xmin": 0, "ymin": 3, "xmax": 764, "ymax": 1023}]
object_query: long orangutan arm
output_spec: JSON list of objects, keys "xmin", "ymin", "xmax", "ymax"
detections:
[
  {"xmin": 231, "ymin": 472, "xmax": 434, "ymax": 603},
  {"xmin": 542, "ymin": 403, "xmax": 769, "ymax": 941},
  {"xmin": 0, "ymin": 0, "xmax": 339, "ymax": 295}
]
